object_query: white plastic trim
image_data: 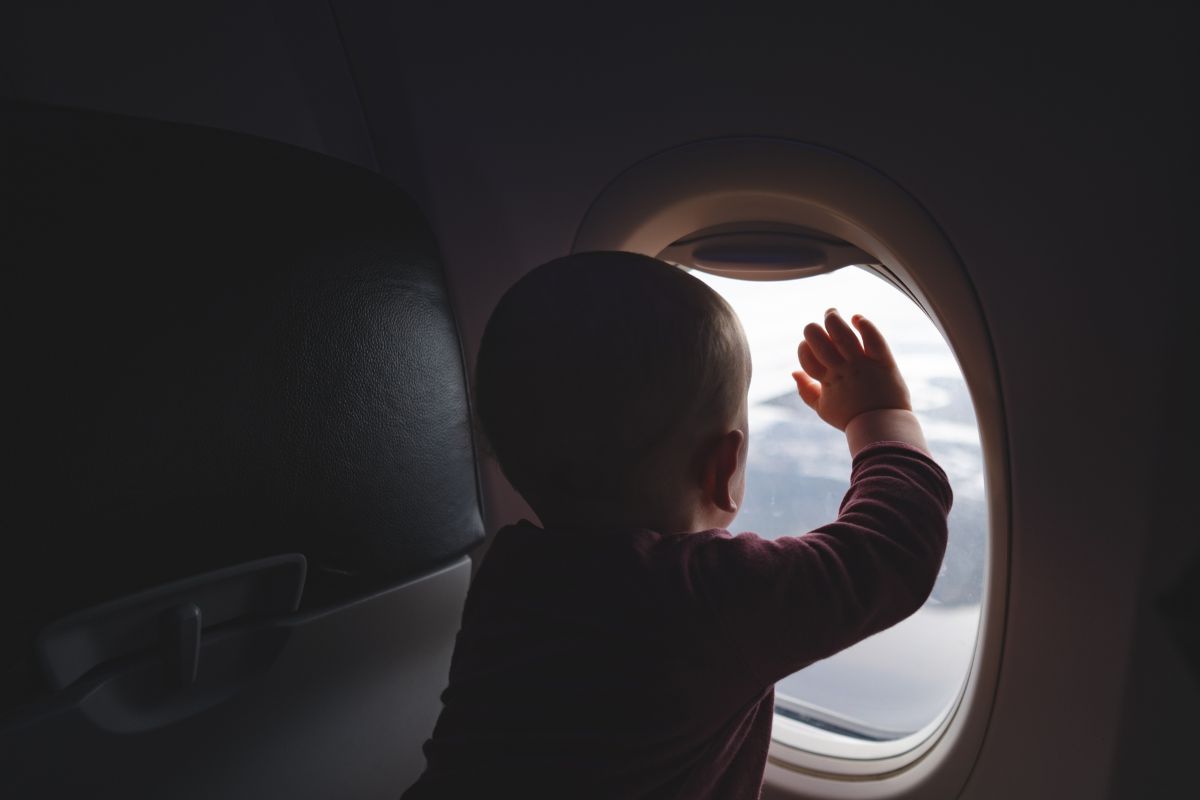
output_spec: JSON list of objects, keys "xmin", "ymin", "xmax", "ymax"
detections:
[{"xmin": 573, "ymin": 138, "xmax": 1009, "ymax": 799}]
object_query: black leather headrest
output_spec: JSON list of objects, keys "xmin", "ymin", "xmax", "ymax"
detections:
[{"xmin": 1, "ymin": 99, "xmax": 484, "ymax": 664}]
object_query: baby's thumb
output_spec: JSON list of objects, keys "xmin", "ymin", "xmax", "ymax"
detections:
[{"xmin": 793, "ymin": 371, "xmax": 822, "ymax": 410}]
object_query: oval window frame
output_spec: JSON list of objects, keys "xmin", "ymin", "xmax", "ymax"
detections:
[{"xmin": 572, "ymin": 138, "xmax": 1009, "ymax": 797}]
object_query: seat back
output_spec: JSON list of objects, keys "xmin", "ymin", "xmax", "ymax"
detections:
[{"xmin": 0, "ymin": 99, "xmax": 484, "ymax": 798}]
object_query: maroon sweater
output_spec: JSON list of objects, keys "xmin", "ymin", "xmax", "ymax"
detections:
[{"xmin": 403, "ymin": 443, "xmax": 951, "ymax": 799}]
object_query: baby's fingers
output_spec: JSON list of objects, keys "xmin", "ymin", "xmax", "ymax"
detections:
[
  {"xmin": 851, "ymin": 315, "xmax": 895, "ymax": 363},
  {"xmin": 792, "ymin": 370, "xmax": 822, "ymax": 410},
  {"xmin": 823, "ymin": 309, "xmax": 864, "ymax": 360},
  {"xmin": 803, "ymin": 322, "xmax": 843, "ymax": 368},
  {"xmin": 797, "ymin": 340, "xmax": 828, "ymax": 381}
]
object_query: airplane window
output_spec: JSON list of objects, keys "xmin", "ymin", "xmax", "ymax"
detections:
[{"xmin": 693, "ymin": 266, "xmax": 985, "ymax": 748}]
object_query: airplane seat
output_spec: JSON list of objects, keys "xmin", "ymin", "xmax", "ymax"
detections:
[{"xmin": 0, "ymin": 98, "xmax": 484, "ymax": 798}]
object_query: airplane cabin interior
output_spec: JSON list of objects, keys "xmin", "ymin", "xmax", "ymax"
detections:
[{"xmin": 0, "ymin": 3, "xmax": 1193, "ymax": 799}]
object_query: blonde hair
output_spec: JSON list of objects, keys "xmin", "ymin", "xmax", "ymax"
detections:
[{"xmin": 475, "ymin": 251, "xmax": 749, "ymax": 513}]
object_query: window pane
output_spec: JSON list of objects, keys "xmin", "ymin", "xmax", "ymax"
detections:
[{"xmin": 693, "ymin": 266, "xmax": 985, "ymax": 742}]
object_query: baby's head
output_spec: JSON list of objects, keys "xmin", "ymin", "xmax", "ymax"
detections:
[{"xmin": 476, "ymin": 251, "xmax": 751, "ymax": 532}]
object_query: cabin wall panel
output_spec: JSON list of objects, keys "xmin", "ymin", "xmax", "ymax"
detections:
[{"xmin": 2, "ymin": 0, "xmax": 376, "ymax": 170}]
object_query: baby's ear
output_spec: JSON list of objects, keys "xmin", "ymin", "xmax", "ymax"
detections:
[{"xmin": 702, "ymin": 429, "xmax": 745, "ymax": 513}]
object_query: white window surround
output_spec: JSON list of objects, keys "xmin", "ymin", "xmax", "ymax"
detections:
[{"xmin": 572, "ymin": 138, "xmax": 1009, "ymax": 799}]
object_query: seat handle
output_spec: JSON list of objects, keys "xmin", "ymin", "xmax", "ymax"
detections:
[
  {"xmin": 164, "ymin": 602, "xmax": 202, "ymax": 688},
  {"xmin": 37, "ymin": 554, "xmax": 306, "ymax": 691}
]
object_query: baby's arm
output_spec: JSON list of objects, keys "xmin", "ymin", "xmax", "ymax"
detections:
[
  {"xmin": 792, "ymin": 308, "xmax": 929, "ymax": 455},
  {"xmin": 686, "ymin": 310, "xmax": 949, "ymax": 686}
]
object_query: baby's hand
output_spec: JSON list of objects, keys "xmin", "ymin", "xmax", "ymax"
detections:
[{"xmin": 792, "ymin": 309, "xmax": 912, "ymax": 431}]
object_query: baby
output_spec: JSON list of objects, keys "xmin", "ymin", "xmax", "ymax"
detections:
[{"xmin": 403, "ymin": 251, "xmax": 952, "ymax": 799}]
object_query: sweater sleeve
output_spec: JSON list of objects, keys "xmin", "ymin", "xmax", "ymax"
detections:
[{"xmin": 686, "ymin": 442, "xmax": 953, "ymax": 687}]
